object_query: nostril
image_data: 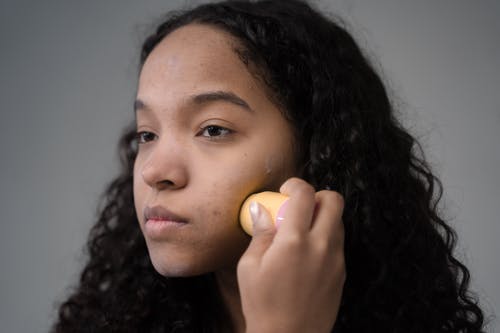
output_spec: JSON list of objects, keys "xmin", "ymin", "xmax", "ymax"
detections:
[
  {"xmin": 156, "ymin": 179, "xmax": 175, "ymax": 189},
  {"xmin": 139, "ymin": 159, "xmax": 188, "ymax": 190}
]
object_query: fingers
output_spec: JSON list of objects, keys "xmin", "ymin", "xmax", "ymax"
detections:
[
  {"xmin": 241, "ymin": 177, "xmax": 345, "ymax": 262},
  {"xmin": 277, "ymin": 178, "xmax": 344, "ymax": 251},
  {"xmin": 239, "ymin": 202, "xmax": 276, "ymax": 266},
  {"xmin": 278, "ymin": 178, "xmax": 316, "ymax": 235},
  {"xmin": 311, "ymin": 190, "xmax": 345, "ymax": 250},
  {"xmin": 238, "ymin": 180, "xmax": 346, "ymax": 333}
]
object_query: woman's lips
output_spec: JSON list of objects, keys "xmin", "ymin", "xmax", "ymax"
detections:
[
  {"xmin": 144, "ymin": 205, "xmax": 188, "ymax": 223},
  {"xmin": 143, "ymin": 205, "xmax": 188, "ymax": 239}
]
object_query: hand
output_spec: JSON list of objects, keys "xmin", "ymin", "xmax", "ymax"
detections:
[{"xmin": 237, "ymin": 178, "xmax": 346, "ymax": 333}]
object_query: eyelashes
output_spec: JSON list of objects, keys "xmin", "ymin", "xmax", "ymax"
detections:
[
  {"xmin": 135, "ymin": 131, "xmax": 157, "ymax": 144},
  {"xmin": 134, "ymin": 125, "xmax": 234, "ymax": 145},
  {"xmin": 198, "ymin": 125, "xmax": 233, "ymax": 139}
]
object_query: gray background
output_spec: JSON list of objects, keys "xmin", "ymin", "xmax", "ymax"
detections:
[{"xmin": 0, "ymin": 0, "xmax": 498, "ymax": 332}]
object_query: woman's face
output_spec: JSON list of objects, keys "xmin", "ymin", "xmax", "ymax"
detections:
[{"xmin": 133, "ymin": 24, "xmax": 297, "ymax": 276}]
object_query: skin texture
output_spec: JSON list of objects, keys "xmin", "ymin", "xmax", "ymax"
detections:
[
  {"xmin": 133, "ymin": 24, "xmax": 345, "ymax": 332},
  {"xmin": 133, "ymin": 24, "xmax": 298, "ymax": 277}
]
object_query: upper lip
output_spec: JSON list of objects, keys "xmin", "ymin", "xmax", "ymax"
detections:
[{"xmin": 144, "ymin": 205, "xmax": 188, "ymax": 223}]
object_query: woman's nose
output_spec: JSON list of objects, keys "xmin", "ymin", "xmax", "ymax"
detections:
[{"xmin": 139, "ymin": 143, "xmax": 188, "ymax": 191}]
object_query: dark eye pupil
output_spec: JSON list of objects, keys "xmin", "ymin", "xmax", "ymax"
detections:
[
  {"xmin": 138, "ymin": 132, "xmax": 155, "ymax": 142},
  {"xmin": 207, "ymin": 126, "xmax": 221, "ymax": 136}
]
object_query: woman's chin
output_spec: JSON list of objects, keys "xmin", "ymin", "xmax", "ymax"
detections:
[
  {"xmin": 151, "ymin": 261, "xmax": 198, "ymax": 277},
  {"xmin": 148, "ymin": 250, "xmax": 242, "ymax": 278},
  {"xmin": 148, "ymin": 253, "xmax": 203, "ymax": 277}
]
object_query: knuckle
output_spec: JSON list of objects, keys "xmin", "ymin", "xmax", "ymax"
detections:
[
  {"xmin": 254, "ymin": 223, "xmax": 276, "ymax": 237},
  {"xmin": 318, "ymin": 190, "xmax": 345, "ymax": 207},
  {"xmin": 282, "ymin": 233, "xmax": 305, "ymax": 250},
  {"xmin": 281, "ymin": 178, "xmax": 315, "ymax": 196},
  {"xmin": 296, "ymin": 179, "xmax": 315, "ymax": 192},
  {"xmin": 282, "ymin": 177, "xmax": 302, "ymax": 187},
  {"xmin": 294, "ymin": 184, "xmax": 316, "ymax": 203},
  {"xmin": 318, "ymin": 191, "xmax": 345, "ymax": 217},
  {"xmin": 313, "ymin": 238, "xmax": 331, "ymax": 254}
]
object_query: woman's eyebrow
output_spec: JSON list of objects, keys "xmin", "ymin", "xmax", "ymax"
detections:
[
  {"xmin": 134, "ymin": 91, "xmax": 254, "ymax": 115},
  {"xmin": 134, "ymin": 99, "xmax": 150, "ymax": 114},
  {"xmin": 190, "ymin": 91, "xmax": 254, "ymax": 112}
]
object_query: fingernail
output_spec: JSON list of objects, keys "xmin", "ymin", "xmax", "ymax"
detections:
[
  {"xmin": 250, "ymin": 201, "xmax": 261, "ymax": 225},
  {"xmin": 275, "ymin": 199, "xmax": 289, "ymax": 229}
]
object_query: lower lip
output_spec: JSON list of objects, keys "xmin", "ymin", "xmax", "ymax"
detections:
[{"xmin": 144, "ymin": 219, "xmax": 188, "ymax": 239}]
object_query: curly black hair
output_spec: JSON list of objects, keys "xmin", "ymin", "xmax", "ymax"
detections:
[{"xmin": 52, "ymin": 1, "xmax": 485, "ymax": 332}]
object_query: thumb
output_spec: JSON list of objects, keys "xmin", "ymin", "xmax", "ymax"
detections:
[{"xmin": 245, "ymin": 201, "xmax": 276, "ymax": 258}]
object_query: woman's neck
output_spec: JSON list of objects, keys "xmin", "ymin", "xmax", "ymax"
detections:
[{"xmin": 215, "ymin": 268, "xmax": 246, "ymax": 333}]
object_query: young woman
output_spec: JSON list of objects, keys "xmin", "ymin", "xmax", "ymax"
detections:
[{"xmin": 52, "ymin": 1, "xmax": 485, "ymax": 332}]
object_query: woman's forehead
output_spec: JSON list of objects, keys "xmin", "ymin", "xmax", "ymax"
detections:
[{"xmin": 137, "ymin": 24, "xmax": 272, "ymax": 112}]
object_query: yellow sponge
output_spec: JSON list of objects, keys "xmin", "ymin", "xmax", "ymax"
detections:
[{"xmin": 239, "ymin": 191, "xmax": 289, "ymax": 235}]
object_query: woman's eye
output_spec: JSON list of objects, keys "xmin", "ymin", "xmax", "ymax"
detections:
[
  {"xmin": 200, "ymin": 125, "xmax": 232, "ymax": 139},
  {"xmin": 135, "ymin": 131, "xmax": 157, "ymax": 144}
]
